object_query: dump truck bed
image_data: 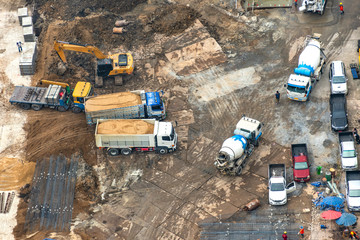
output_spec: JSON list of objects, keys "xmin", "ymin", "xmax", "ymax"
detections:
[
  {"xmin": 346, "ymin": 171, "xmax": 360, "ymax": 182},
  {"xmin": 339, "ymin": 132, "xmax": 354, "ymax": 143},
  {"xmin": 291, "ymin": 144, "xmax": 307, "ymax": 157},
  {"xmin": 269, "ymin": 164, "xmax": 286, "ymax": 179}
]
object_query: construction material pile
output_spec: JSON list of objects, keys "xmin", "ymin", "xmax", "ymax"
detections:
[
  {"xmin": 85, "ymin": 92, "xmax": 142, "ymax": 112},
  {"xmin": 97, "ymin": 119, "xmax": 154, "ymax": 135}
]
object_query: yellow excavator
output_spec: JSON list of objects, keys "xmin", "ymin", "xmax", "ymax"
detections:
[{"xmin": 53, "ymin": 41, "xmax": 134, "ymax": 87}]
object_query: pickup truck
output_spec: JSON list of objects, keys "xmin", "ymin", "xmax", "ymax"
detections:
[
  {"xmin": 346, "ymin": 171, "xmax": 360, "ymax": 211},
  {"xmin": 291, "ymin": 144, "xmax": 310, "ymax": 182},
  {"xmin": 330, "ymin": 94, "xmax": 348, "ymax": 131},
  {"xmin": 339, "ymin": 132, "xmax": 358, "ymax": 170},
  {"xmin": 268, "ymin": 164, "xmax": 296, "ymax": 206}
]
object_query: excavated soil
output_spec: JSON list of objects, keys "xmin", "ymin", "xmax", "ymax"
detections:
[
  {"xmin": 85, "ymin": 92, "xmax": 142, "ymax": 112},
  {"xmin": 97, "ymin": 119, "xmax": 154, "ymax": 135}
]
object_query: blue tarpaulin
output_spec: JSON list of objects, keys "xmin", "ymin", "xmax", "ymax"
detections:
[
  {"xmin": 336, "ymin": 213, "xmax": 357, "ymax": 226},
  {"xmin": 322, "ymin": 196, "xmax": 344, "ymax": 206}
]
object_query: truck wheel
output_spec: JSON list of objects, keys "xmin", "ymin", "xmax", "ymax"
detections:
[
  {"xmin": 236, "ymin": 167, "xmax": 243, "ymax": 176},
  {"xmin": 159, "ymin": 148, "xmax": 168, "ymax": 154},
  {"xmin": 31, "ymin": 104, "xmax": 43, "ymax": 111},
  {"xmin": 20, "ymin": 103, "xmax": 31, "ymax": 110},
  {"xmin": 121, "ymin": 148, "xmax": 132, "ymax": 156},
  {"xmin": 108, "ymin": 148, "xmax": 120, "ymax": 156},
  {"xmin": 57, "ymin": 106, "xmax": 67, "ymax": 112},
  {"xmin": 72, "ymin": 107, "xmax": 82, "ymax": 113}
]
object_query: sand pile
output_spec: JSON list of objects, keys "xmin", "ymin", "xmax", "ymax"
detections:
[
  {"xmin": 97, "ymin": 120, "xmax": 154, "ymax": 135},
  {"xmin": 0, "ymin": 158, "xmax": 35, "ymax": 191},
  {"xmin": 85, "ymin": 92, "xmax": 142, "ymax": 112}
]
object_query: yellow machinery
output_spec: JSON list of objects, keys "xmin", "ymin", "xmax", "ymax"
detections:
[
  {"xmin": 40, "ymin": 80, "xmax": 93, "ymax": 113},
  {"xmin": 53, "ymin": 41, "xmax": 134, "ymax": 87}
]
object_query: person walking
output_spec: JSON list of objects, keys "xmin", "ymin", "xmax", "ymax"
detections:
[
  {"xmin": 355, "ymin": 133, "xmax": 360, "ymax": 144},
  {"xmin": 354, "ymin": 128, "xmax": 358, "ymax": 137},
  {"xmin": 282, "ymin": 231, "xmax": 288, "ymax": 240},
  {"xmin": 275, "ymin": 91, "xmax": 280, "ymax": 104},
  {"xmin": 339, "ymin": 2, "xmax": 344, "ymax": 14},
  {"xmin": 294, "ymin": 0, "xmax": 298, "ymax": 7},
  {"xmin": 298, "ymin": 226, "xmax": 305, "ymax": 238},
  {"xmin": 16, "ymin": 41, "xmax": 22, "ymax": 52}
]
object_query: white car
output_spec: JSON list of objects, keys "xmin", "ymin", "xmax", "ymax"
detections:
[{"xmin": 329, "ymin": 61, "xmax": 348, "ymax": 95}]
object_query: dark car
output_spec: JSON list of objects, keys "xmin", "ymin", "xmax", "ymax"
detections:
[{"xmin": 330, "ymin": 94, "xmax": 348, "ymax": 131}]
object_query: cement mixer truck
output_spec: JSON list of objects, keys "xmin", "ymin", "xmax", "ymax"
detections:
[
  {"xmin": 214, "ymin": 116, "xmax": 263, "ymax": 176},
  {"xmin": 285, "ymin": 35, "xmax": 326, "ymax": 102}
]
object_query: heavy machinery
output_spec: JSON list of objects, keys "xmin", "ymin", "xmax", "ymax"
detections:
[
  {"xmin": 285, "ymin": 35, "xmax": 326, "ymax": 101},
  {"xmin": 95, "ymin": 119, "xmax": 177, "ymax": 156},
  {"xmin": 85, "ymin": 90, "xmax": 166, "ymax": 125},
  {"xmin": 299, "ymin": 0, "xmax": 327, "ymax": 15},
  {"xmin": 214, "ymin": 116, "xmax": 263, "ymax": 176},
  {"xmin": 9, "ymin": 80, "xmax": 92, "ymax": 113},
  {"xmin": 54, "ymin": 41, "xmax": 134, "ymax": 87}
]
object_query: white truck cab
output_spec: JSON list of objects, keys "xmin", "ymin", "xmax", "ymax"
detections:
[
  {"xmin": 157, "ymin": 122, "xmax": 177, "ymax": 152},
  {"xmin": 234, "ymin": 116, "xmax": 263, "ymax": 146},
  {"xmin": 286, "ymin": 75, "xmax": 312, "ymax": 101},
  {"xmin": 330, "ymin": 61, "xmax": 348, "ymax": 95}
]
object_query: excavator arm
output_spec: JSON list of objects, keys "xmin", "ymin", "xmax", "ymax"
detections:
[{"xmin": 54, "ymin": 41, "xmax": 108, "ymax": 63}]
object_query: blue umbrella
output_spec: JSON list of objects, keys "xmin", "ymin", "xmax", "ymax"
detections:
[
  {"xmin": 336, "ymin": 213, "xmax": 357, "ymax": 226},
  {"xmin": 322, "ymin": 196, "xmax": 344, "ymax": 206}
]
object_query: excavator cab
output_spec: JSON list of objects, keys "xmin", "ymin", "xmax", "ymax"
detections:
[{"xmin": 72, "ymin": 81, "xmax": 93, "ymax": 113}]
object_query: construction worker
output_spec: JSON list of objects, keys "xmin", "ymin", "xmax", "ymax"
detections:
[
  {"xmin": 298, "ymin": 226, "xmax": 305, "ymax": 238},
  {"xmin": 294, "ymin": 0, "xmax": 298, "ymax": 7},
  {"xmin": 16, "ymin": 41, "xmax": 22, "ymax": 52},
  {"xmin": 339, "ymin": 2, "xmax": 344, "ymax": 14},
  {"xmin": 350, "ymin": 230, "xmax": 360, "ymax": 239},
  {"xmin": 282, "ymin": 231, "xmax": 288, "ymax": 240}
]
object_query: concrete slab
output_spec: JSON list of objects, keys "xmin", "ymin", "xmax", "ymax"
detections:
[
  {"xmin": 186, "ymin": 188, "xmax": 239, "ymax": 219},
  {"xmin": 201, "ymin": 176, "xmax": 260, "ymax": 208},
  {"xmin": 165, "ymin": 37, "xmax": 227, "ymax": 76},
  {"xmin": 175, "ymin": 202, "xmax": 214, "ymax": 224},
  {"xmin": 244, "ymin": 0, "xmax": 292, "ymax": 10},
  {"xmin": 143, "ymin": 169, "xmax": 196, "ymax": 199},
  {"xmin": 159, "ymin": 214, "xmax": 200, "ymax": 239}
]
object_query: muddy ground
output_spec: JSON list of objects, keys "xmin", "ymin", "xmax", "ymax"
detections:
[{"xmin": 1, "ymin": 0, "xmax": 360, "ymax": 239}]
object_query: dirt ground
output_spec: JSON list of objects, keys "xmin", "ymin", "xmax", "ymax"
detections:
[{"xmin": 0, "ymin": 0, "xmax": 360, "ymax": 239}]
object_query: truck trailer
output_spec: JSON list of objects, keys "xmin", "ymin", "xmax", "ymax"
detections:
[
  {"xmin": 339, "ymin": 132, "xmax": 358, "ymax": 170},
  {"xmin": 268, "ymin": 164, "xmax": 296, "ymax": 206},
  {"xmin": 286, "ymin": 35, "xmax": 326, "ymax": 101},
  {"xmin": 9, "ymin": 81, "xmax": 92, "ymax": 113},
  {"xmin": 95, "ymin": 119, "xmax": 177, "ymax": 156},
  {"xmin": 85, "ymin": 90, "xmax": 165, "ymax": 125},
  {"xmin": 345, "ymin": 171, "xmax": 360, "ymax": 211},
  {"xmin": 214, "ymin": 116, "xmax": 263, "ymax": 176}
]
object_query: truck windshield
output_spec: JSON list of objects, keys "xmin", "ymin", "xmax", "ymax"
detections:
[
  {"xmin": 349, "ymin": 189, "xmax": 360, "ymax": 197},
  {"xmin": 294, "ymin": 162, "xmax": 308, "ymax": 170},
  {"xmin": 287, "ymin": 85, "xmax": 306, "ymax": 94},
  {"xmin": 333, "ymin": 76, "xmax": 346, "ymax": 83},
  {"xmin": 271, "ymin": 183, "xmax": 285, "ymax": 191},
  {"xmin": 343, "ymin": 150, "xmax": 356, "ymax": 158}
]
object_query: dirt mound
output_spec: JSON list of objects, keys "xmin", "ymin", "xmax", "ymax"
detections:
[
  {"xmin": 150, "ymin": 5, "xmax": 201, "ymax": 36},
  {"xmin": 34, "ymin": 0, "xmax": 146, "ymax": 21},
  {"xmin": 85, "ymin": 92, "xmax": 142, "ymax": 112},
  {"xmin": 97, "ymin": 119, "xmax": 154, "ymax": 134},
  {"xmin": 24, "ymin": 111, "xmax": 97, "ymax": 166}
]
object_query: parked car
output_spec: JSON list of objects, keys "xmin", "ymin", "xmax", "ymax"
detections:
[
  {"xmin": 291, "ymin": 144, "xmax": 310, "ymax": 182},
  {"xmin": 329, "ymin": 61, "xmax": 348, "ymax": 95},
  {"xmin": 330, "ymin": 94, "xmax": 348, "ymax": 131}
]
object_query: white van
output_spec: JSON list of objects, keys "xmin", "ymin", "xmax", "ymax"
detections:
[{"xmin": 329, "ymin": 61, "xmax": 348, "ymax": 94}]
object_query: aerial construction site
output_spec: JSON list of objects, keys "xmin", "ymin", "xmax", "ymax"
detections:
[{"xmin": 1, "ymin": 0, "xmax": 360, "ymax": 239}]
